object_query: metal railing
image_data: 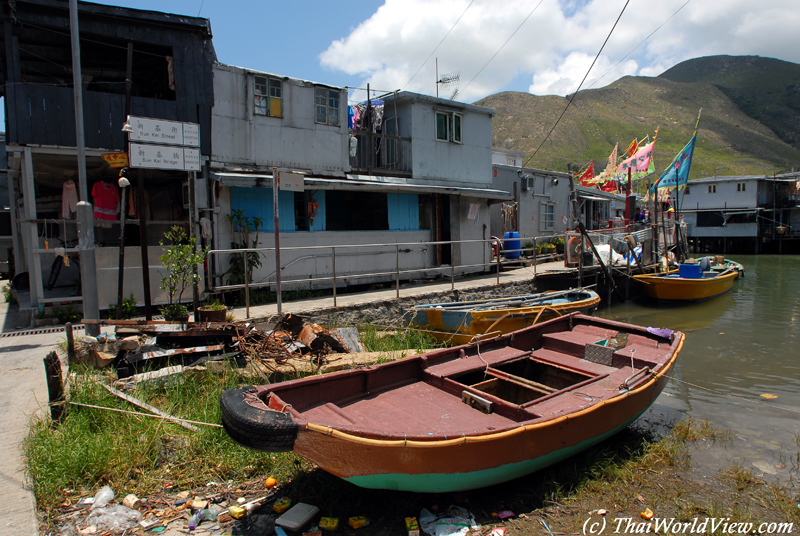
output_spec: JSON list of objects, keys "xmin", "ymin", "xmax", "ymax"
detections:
[{"xmin": 207, "ymin": 234, "xmax": 569, "ymax": 317}]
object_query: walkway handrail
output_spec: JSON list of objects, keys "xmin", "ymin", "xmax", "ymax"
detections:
[{"xmin": 207, "ymin": 233, "xmax": 569, "ymax": 317}]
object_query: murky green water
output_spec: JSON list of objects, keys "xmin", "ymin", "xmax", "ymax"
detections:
[{"xmin": 598, "ymin": 255, "xmax": 800, "ymax": 481}]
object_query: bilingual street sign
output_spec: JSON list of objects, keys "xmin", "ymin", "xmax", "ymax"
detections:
[
  {"xmin": 126, "ymin": 115, "xmax": 200, "ymax": 148},
  {"xmin": 129, "ymin": 142, "xmax": 200, "ymax": 171}
]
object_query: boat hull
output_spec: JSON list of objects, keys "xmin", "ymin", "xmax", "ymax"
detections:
[
  {"xmin": 294, "ymin": 372, "xmax": 669, "ymax": 492},
  {"xmin": 406, "ymin": 290, "xmax": 601, "ymax": 344},
  {"xmin": 634, "ymin": 270, "xmax": 737, "ymax": 301}
]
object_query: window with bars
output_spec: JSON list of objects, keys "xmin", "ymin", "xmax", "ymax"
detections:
[
  {"xmin": 540, "ymin": 202, "xmax": 555, "ymax": 231},
  {"xmin": 315, "ymin": 87, "xmax": 340, "ymax": 126},
  {"xmin": 435, "ymin": 111, "xmax": 463, "ymax": 143},
  {"xmin": 254, "ymin": 76, "xmax": 282, "ymax": 117}
]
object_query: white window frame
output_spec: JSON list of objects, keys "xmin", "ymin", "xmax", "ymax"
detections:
[
  {"xmin": 539, "ymin": 201, "xmax": 555, "ymax": 231},
  {"xmin": 315, "ymin": 87, "xmax": 340, "ymax": 126},
  {"xmin": 435, "ymin": 111, "xmax": 463, "ymax": 144},
  {"xmin": 254, "ymin": 75, "xmax": 282, "ymax": 117}
]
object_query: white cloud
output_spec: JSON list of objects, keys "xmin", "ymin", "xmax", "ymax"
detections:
[{"xmin": 319, "ymin": 0, "xmax": 800, "ymax": 103}]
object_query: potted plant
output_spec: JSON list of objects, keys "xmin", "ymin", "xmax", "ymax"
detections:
[
  {"xmin": 159, "ymin": 226, "xmax": 209, "ymax": 322},
  {"xmin": 196, "ymin": 299, "xmax": 227, "ymax": 323},
  {"xmin": 551, "ymin": 236, "xmax": 565, "ymax": 254}
]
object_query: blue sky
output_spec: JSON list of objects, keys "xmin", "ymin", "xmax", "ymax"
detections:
[{"xmin": 4, "ymin": 0, "xmax": 800, "ymax": 125}]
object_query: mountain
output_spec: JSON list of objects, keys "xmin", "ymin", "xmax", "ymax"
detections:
[
  {"xmin": 475, "ymin": 55, "xmax": 800, "ymax": 180},
  {"xmin": 660, "ymin": 55, "xmax": 800, "ymax": 148}
]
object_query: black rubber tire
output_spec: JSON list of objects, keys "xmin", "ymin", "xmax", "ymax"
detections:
[{"xmin": 219, "ymin": 386, "xmax": 298, "ymax": 452}]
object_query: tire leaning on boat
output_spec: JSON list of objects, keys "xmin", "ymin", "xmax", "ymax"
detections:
[{"xmin": 219, "ymin": 386, "xmax": 298, "ymax": 452}]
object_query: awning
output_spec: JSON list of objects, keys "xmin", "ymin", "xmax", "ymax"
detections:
[
  {"xmin": 579, "ymin": 195, "xmax": 612, "ymax": 202},
  {"xmin": 213, "ymin": 172, "xmax": 513, "ymax": 200}
]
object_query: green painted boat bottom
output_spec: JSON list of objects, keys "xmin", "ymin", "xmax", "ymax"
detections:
[{"xmin": 344, "ymin": 410, "xmax": 646, "ymax": 492}]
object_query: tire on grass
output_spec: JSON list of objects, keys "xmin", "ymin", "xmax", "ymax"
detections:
[{"xmin": 220, "ymin": 386, "xmax": 298, "ymax": 452}]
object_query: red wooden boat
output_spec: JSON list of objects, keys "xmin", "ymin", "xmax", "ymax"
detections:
[{"xmin": 220, "ymin": 313, "xmax": 684, "ymax": 492}]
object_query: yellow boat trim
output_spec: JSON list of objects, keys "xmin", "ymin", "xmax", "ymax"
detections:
[{"xmin": 305, "ymin": 333, "xmax": 685, "ymax": 448}]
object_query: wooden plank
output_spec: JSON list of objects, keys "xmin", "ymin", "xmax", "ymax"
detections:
[
  {"xmin": 134, "ymin": 344, "xmax": 225, "ymax": 362},
  {"xmin": 171, "ymin": 50, "xmax": 188, "ymax": 121},
  {"xmin": 110, "ymin": 94, "xmax": 125, "ymax": 150},
  {"xmin": 29, "ymin": 85, "xmax": 48, "ymax": 143},
  {"xmin": 44, "ymin": 351, "xmax": 65, "ymax": 423},
  {"xmin": 198, "ymin": 104, "xmax": 211, "ymax": 155},
  {"xmin": 42, "ymin": 85, "xmax": 62, "ymax": 145},
  {"xmin": 97, "ymin": 92, "xmax": 113, "ymax": 149},
  {"xmin": 164, "ymin": 100, "xmax": 178, "ymax": 122},
  {"xmin": 58, "ymin": 86, "xmax": 76, "ymax": 146},
  {"xmin": 4, "ymin": 20, "xmax": 20, "ymax": 143},
  {"xmin": 14, "ymin": 38, "xmax": 33, "ymax": 143},
  {"xmin": 102, "ymin": 384, "xmax": 199, "ymax": 431},
  {"xmin": 83, "ymin": 92, "xmax": 102, "ymax": 149}
]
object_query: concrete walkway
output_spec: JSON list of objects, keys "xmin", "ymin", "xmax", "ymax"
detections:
[{"xmin": 0, "ymin": 260, "xmax": 571, "ymax": 535}]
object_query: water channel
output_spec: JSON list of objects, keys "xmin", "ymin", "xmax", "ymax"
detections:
[{"xmin": 597, "ymin": 254, "xmax": 800, "ymax": 482}]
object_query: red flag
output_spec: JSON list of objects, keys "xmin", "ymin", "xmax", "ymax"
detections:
[
  {"xmin": 624, "ymin": 138, "xmax": 638, "ymax": 159},
  {"xmin": 577, "ymin": 162, "xmax": 595, "ymax": 186}
]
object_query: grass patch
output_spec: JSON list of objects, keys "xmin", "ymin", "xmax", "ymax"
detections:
[{"xmin": 25, "ymin": 347, "xmax": 799, "ymax": 535}]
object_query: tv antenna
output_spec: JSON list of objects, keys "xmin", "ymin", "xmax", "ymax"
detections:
[{"xmin": 436, "ymin": 58, "xmax": 460, "ymax": 100}]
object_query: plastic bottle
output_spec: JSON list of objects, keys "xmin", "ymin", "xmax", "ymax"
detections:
[
  {"xmin": 91, "ymin": 486, "xmax": 115, "ymax": 510},
  {"xmin": 188, "ymin": 508, "xmax": 217, "ymax": 530}
]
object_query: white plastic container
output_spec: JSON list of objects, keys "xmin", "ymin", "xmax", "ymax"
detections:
[{"xmin": 275, "ymin": 502, "xmax": 319, "ymax": 531}]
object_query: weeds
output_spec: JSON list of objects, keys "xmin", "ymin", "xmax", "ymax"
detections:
[
  {"xmin": 24, "ymin": 363, "xmax": 294, "ymax": 514},
  {"xmin": 107, "ymin": 294, "xmax": 137, "ymax": 320}
]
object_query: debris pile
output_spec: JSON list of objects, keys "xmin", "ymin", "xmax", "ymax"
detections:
[
  {"xmin": 72, "ymin": 314, "xmax": 366, "ymax": 387},
  {"xmin": 56, "ymin": 480, "xmax": 501, "ymax": 536}
]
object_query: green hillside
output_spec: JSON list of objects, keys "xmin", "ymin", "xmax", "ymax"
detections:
[
  {"xmin": 660, "ymin": 55, "xmax": 800, "ymax": 148},
  {"xmin": 476, "ymin": 56, "xmax": 800, "ymax": 182}
]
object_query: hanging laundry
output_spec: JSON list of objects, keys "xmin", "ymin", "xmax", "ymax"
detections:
[
  {"xmin": 349, "ymin": 134, "xmax": 358, "ymax": 158},
  {"xmin": 62, "ymin": 179, "xmax": 78, "ymax": 218},
  {"xmin": 166, "ymin": 56, "xmax": 175, "ymax": 91},
  {"xmin": 92, "ymin": 181, "xmax": 120, "ymax": 221}
]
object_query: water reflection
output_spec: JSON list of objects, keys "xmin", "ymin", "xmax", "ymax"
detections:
[{"xmin": 599, "ymin": 255, "xmax": 800, "ymax": 482}]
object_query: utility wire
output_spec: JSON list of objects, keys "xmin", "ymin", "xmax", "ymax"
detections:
[
  {"xmin": 460, "ymin": 0, "xmax": 544, "ymax": 97},
  {"xmin": 403, "ymin": 0, "xmax": 475, "ymax": 89},
  {"xmin": 522, "ymin": 0, "xmax": 631, "ymax": 169},
  {"xmin": 588, "ymin": 0, "xmax": 694, "ymax": 89}
]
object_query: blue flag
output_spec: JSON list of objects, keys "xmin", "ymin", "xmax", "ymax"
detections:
[{"xmin": 656, "ymin": 133, "xmax": 696, "ymax": 190}]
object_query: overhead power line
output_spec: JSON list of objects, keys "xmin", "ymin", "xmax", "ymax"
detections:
[
  {"xmin": 523, "ymin": 0, "xmax": 631, "ymax": 169},
  {"xmin": 460, "ymin": 0, "xmax": 545, "ymax": 97},
  {"xmin": 403, "ymin": 0, "xmax": 475, "ymax": 90},
  {"xmin": 588, "ymin": 0, "xmax": 694, "ymax": 88}
]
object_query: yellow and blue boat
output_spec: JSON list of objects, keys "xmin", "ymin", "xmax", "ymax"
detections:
[
  {"xmin": 404, "ymin": 289, "xmax": 601, "ymax": 345},
  {"xmin": 634, "ymin": 261, "xmax": 739, "ymax": 302}
]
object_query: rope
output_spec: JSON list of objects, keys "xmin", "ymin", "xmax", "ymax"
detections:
[
  {"xmin": 68, "ymin": 401, "xmax": 223, "ymax": 428},
  {"xmin": 666, "ymin": 376, "xmax": 800, "ymax": 416}
]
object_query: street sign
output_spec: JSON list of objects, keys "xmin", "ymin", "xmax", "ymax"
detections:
[
  {"xmin": 129, "ymin": 143, "xmax": 200, "ymax": 171},
  {"xmin": 126, "ymin": 116, "xmax": 200, "ymax": 147},
  {"xmin": 279, "ymin": 172, "xmax": 304, "ymax": 192}
]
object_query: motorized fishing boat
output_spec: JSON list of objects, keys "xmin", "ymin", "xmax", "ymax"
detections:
[
  {"xmin": 403, "ymin": 289, "xmax": 601, "ymax": 345},
  {"xmin": 220, "ymin": 313, "xmax": 684, "ymax": 493},
  {"xmin": 633, "ymin": 261, "xmax": 739, "ymax": 302}
]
